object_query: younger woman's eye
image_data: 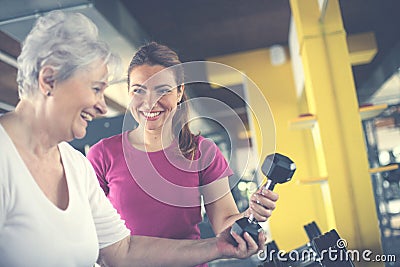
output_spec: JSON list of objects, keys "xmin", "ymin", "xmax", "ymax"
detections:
[
  {"xmin": 93, "ymin": 87, "xmax": 101, "ymax": 93},
  {"xmin": 132, "ymin": 88, "xmax": 145, "ymax": 94},
  {"xmin": 158, "ymin": 88, "xmax": 172, "ymax": 95}
]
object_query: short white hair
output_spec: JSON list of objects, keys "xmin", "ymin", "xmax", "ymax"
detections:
[{"xmin": 17, "ymin": 10, "xmax": 121, "ymax": 99}]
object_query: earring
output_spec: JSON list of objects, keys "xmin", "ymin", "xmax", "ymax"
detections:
[
  {"xmin": 46, "ymin": 90, "xmax": 51, "ymax": 96},
  {"xmin": 177, "ymin": 101, "xmax": 181, "ymax": 110}
]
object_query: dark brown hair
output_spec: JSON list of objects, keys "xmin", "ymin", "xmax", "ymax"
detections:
[{"xmin": 127, "ymin": 42, "xmax": 198, "ymax": 158}]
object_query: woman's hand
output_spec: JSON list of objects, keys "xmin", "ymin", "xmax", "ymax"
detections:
[
  {"xmin": 245, "ymin": 188, "xmax": 279, "ymax": 222},
  {"xmin": 215, "ymin": 227, "xmax": 266, "ymax": 259}
]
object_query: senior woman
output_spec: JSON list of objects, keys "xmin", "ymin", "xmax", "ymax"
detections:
[{"xmin": 0, "ymin": 10, "xmax": 264, "ymax": 267}]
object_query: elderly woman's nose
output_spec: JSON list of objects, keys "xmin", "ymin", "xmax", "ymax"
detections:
[{"xmin": 95, "ymin": 94, "xmax": 108, "ymax": 115}]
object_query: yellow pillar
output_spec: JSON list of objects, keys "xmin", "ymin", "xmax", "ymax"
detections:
[{"xmin": 290, "ymin": 0, "xmax": 382, "ymax": 265}]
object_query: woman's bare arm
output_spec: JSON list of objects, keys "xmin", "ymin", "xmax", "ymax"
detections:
[{"xmin": 98, "ymin": 227, "xmax": 263, "ymax": 267}]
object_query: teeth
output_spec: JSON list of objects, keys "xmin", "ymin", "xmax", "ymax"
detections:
[
  {"xmin": 142, "ymin": 111, "xmax": 161, "ymax": 118},
  {"xmin": 81, "ymin": 112, "xmax": 93, "ymax": 121}
]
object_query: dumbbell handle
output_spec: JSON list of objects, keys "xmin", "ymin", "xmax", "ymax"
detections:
[
  {"xmin": 231, "ymin": 153, "xmax": 295, "ymax": 244},
  {"xmin": 247, "ymin": 179, "xmax": 277, "ymax": 223},
  {"xmin": 247, "ymin": 153, "xmax": 296, "ymax": 223},
  {"xmin": 263, "ymin": 179, "xmax": 276, "ymax": 191}
]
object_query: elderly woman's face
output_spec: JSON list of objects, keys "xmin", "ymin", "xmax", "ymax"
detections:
[
  {"xmin": 128, "ymin": 64, "xmax": 182, "ymax": 132},
  {"xmin": 48, "ymin": 59, "xmax": 108, "ymax": 141}
]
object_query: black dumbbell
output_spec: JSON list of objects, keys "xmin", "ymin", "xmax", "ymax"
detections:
[
  {"xmin": 304, "ymin": 221, "xmax": 322, "ymax": 241},
  {"xmin": 312, "ymin": 229, "xmax": 355, "ymax": 267},
  {"xmin": 231, "ymin": 153, "xmax": 296, "ymax": 243}
]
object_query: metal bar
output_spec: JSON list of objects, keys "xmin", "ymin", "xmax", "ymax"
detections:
[
  {"xmin": 0, "ymin": 50, "xmax": 17, "ymax": 68},
  {"xmin": 0, "ymin": 101, "xmax": 15, "ymax": 111},
  {"xmin": 369, "ymin": 164, "xmax": 399, "ymax": 174},
  {"xmin": 0, "ymin": 3, "xmax": 93, "ymax": 26},
  {"xmin": 319, "ymin": 0, "xmax": 329, "ymax": 23}
]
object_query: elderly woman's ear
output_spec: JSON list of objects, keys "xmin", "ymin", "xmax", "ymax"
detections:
[{"xmin": 39, "ymin": 66, "xmax": 55, "ymax": 96}]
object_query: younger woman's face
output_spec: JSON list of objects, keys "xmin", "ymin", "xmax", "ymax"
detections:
[{"xmin": 128, "ymin": 64, "xmax": 182, "ymax": 132}]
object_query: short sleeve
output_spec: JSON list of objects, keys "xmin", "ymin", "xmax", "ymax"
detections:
[
  {"xmin": 84, "ymin": 158, "xmax": 130, "ymax": 249},
  {"xmin": 198, "ymin": 137, "xmax": 234, "ymax": 185},
  {"xmin": 87, "ymin": 141, "xmax": 109, "ymax": 195}
]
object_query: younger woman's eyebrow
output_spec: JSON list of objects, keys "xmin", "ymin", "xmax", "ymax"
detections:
[
  {"xmin": 154, "ymin": 84, "xmax": 173, "ymax": 89},
  {"xmin": 130, "ymin": 84, "xmax": 147, "ymax": 89}
]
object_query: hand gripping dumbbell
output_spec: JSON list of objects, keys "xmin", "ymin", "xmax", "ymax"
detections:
[{"xmin": 231, "ymin": 153, "xmax": 296, "ymax": 243}]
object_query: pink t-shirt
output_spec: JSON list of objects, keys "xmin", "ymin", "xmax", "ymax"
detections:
[{"xmin": 87, "ymin": 132, "xmax": 233, "ymax": 260}]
